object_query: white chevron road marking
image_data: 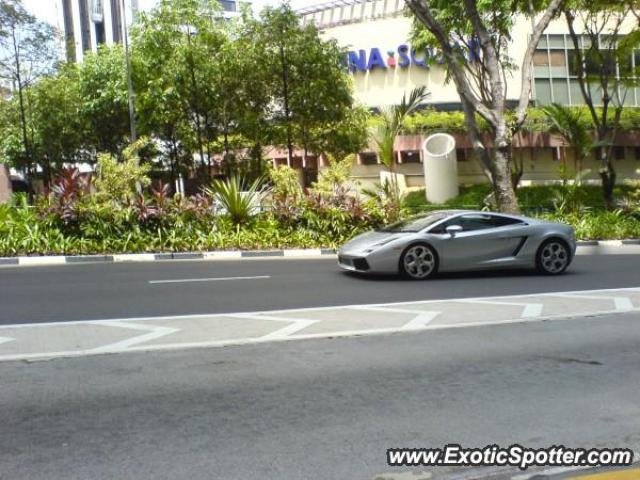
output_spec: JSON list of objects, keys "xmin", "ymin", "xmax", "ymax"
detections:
[
  {"xmin": 0, "ymin": 286, "xmax": 638, "ymax": 362},
  {"xmin": 453, "ymin": 299, "xmax": 544, "ymax": 318},
  {"xmin": 90, "ymin": 321, "xmax": 181, "ymax": 352},
  {"xmin": 546, "ymin": 293, "xmax": 635, "ymax": 311}
]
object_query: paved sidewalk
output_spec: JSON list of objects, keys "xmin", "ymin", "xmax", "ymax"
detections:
[{"xmin": 0, "ymin": 286, "xmax": 639, "ymax": 362}]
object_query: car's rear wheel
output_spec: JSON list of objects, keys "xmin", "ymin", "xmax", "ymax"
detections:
[
  {"xmin": 400, "ymin": 243, "xmax": 438, "ymax": 280},
  {"xmin": 536, "ymin": 239, "xmax": 570, "ymax": 275}
]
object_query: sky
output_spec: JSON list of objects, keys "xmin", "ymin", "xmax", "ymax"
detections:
[{"xmin": 22, "ymin": 0, "xmax": 329, "ymax": 26}]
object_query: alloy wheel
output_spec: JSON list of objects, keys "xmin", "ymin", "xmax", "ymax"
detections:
[
  {"xmin": 539, "ymin": 241, "xmax": 569, "ymax": 274},
  {"xmin": 402, "ymin": 244, "xmax": 436, "ymax": 279}
]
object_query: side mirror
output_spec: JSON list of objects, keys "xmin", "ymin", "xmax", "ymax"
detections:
[{"xmin": 446, "ymin": 225, "xmax": 463, "ymax": 238}]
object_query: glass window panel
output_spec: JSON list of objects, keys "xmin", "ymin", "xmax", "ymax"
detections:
[
  {"xmin": 589, "ymin": 83, "xmax": 603, "ymax": 105},
  {"xmin": 622, "ymin": 86, "xmax": 635, "ymax": 106},
  {"xmin": 569, "ymin": 80, "xmax": 585, "ymax": 105},
  {"xmin": 552, "ymin": 79, "xmax": 570, "ymax": 104},
  {"xmin": 538, "ymin": 35, "xmax": 548, "ymax": 49},
  {"xmin": 533, "ymin": 50, "xmax": 550, "ymax": 77},
  {"xmin": 548, "ymin": 34, "xmax": 565, "ymax": 48},
  {"xmin": 533, "ymin": 50, "xmax": 549, "ymax": 65},
  {"xmin": 549, "ymin": 51, "xmax": 567, "ymax": 77},
  {"xmin": 535, "ymin": 79, "xmax": 552, "ymax": 105},
  {"xmin": 567, "ymin": 50, "xmax": 581, "ymax": 76}
]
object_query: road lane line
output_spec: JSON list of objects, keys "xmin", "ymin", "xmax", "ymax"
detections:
[{"xmin": 148, "ymin": 275, "xmax": 271, "ymax": 284}]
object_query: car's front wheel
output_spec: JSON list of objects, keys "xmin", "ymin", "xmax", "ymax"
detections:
[
  {"xmin": 400, "ymin": 243, "xmax": 438, "ymax": 280},
  {"xmin": 536, "ymin": 239, "xmax": 570, "ymax": 275}
]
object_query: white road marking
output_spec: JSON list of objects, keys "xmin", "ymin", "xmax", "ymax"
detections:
[
  {"xmin": 90, "ymin": 321, "xmax": 180, "ymax": 352},
  {"xmin": 401, "ymin": 312, "xmax": 441, "ymax": 330},
  {"xmin": 149, "ymin": 275, "xmax": 271, "ymax": 284},
  {"xmin": 0, "ymin": 336, "xmax": 15, "ymax": 346},
  {"xmin": 0, "ymin": 286, "xmax": 638, "ymax": 362},
  {"xmin": 230, "ymin": 313, "xmax": 319, "ymax": 339},
  {"xmin": 454, "ymin": 299, "xmax": 544, "ymax": 318},
  {"xmin": 349, "ymin": 306, "xmax": 440, "ymax": 330},
  {"xmin": 546, "ymin": 293, "xmax": 635, "ymax": 311}
]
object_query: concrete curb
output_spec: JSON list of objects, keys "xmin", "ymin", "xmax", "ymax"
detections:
[
  {"xmin": 1, "ymin": 240, "xmax": 639, "ymax": 267},
  {"xmin": 0, "ymin": 248, "xmax": 338, "ymax": 267}
]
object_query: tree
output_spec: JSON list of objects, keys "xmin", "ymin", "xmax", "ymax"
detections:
[
  {"xmin": 77, "ymin": 45, "xmax": 131, "ymax": 156},
  {"xmin": 132, "ymin": 3, "xmax": 196, "ymax": 188},
  {"xmin": 406, "ymin": 0, "xmax": 564, "ymax": 213},
  {"xmin": 133, "ymin": 0, "xmax": 226, "ymax": 180},
  {"xmin": 28, "ymin": 65, "xmax": 89, "ymax": 188},
  {"xmin": 0, "ymin": 0, "xmax": 58, "ymax": 183},
  {"xmin": 256, "ymin": 5, "xmax": 362, "ymax": 165},
  {"xmin": 562, "ymin": 0, "xmax": 639, "ymax": 208}
]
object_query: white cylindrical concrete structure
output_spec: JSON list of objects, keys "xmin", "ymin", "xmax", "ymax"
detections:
[{"xmin": 422, "ymin": 133, "xmax": 459, "ymax": 204}]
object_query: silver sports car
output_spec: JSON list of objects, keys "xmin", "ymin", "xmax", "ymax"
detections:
[{"xmin": 338, "ymin": 210, "xmax": 576, "ymax": 279}]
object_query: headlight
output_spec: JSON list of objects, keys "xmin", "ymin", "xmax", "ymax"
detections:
[{"xmin": 363, "ymin": 237, "xmax": 396, "ymax": 253}]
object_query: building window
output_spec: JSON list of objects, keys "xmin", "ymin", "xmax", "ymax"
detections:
[
  {"xmin": 533, "ymin": 50, "xmax": 549, "ymax": 77},
  {"xmin": 95, "ymin": 21, "xmax": 105, "ymax": 45},
  {"xmin": 634, "ymin": 147, "xmax": 640, "ymax": 160},
  {"xmin": 360, "ymin": 152, "xmax": 378, "ymax": 165},
  {"xmin": 220, "ymin": 0, "xmax": 237, "ymax": 12},
  {"xmin": 549, "ymin": 51, "xmax": 567, "ymax": 77},
  {"xmin": 535, "ymin": 79, "xmax": 553, "ymax": 105},
  {"xmin": 400, "ymin": 151, "xmax": 420, "ymax": 163}
]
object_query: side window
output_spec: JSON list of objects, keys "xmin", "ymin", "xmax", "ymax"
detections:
[
  {"xmin": 458, "ymin": 214, "xmax": 495, "ymax": 231},
  {"xmin": 428, "ymin": 214, "xmax": 524, "ymax": 233},
  {"xmin": 428, "ymin": 218, "xmax": 453, "ymax": 234},
  {"xmin": 459, "ymin": 214, "xmax": 524, "ymax": 231}
]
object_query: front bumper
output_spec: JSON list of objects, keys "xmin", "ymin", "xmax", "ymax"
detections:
[{"xmin": 337, "ymin": 255, "xmax": 370, "ymax": 272}]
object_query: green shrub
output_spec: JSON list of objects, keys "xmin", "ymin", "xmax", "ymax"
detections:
[
  {"xmin": 94, "ymin": 138, "xmax": 152, "ymax": 206},
  {"xmin": 204, "ymin": 176, "xmax": 265, "ymax": 225}
]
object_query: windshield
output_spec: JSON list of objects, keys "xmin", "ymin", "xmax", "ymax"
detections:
[{"xmin": 379, "ymin": 213, "xmax": 449, "ymax": 233}]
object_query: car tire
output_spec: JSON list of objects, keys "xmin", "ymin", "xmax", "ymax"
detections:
[
  {"xmin": 536, "ymin": 238, "xmax": 571, "ymax": 275},
  {"xmin": 399, "ymin": 243, "xmax": 438, "ymax": 280}
]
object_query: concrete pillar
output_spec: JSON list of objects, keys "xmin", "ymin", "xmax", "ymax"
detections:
[{"xmin": 0, "ymin": 164, "xmax": 12, "ymax": 204}]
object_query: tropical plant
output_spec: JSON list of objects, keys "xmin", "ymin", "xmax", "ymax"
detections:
[
  {"xmin": 311, "ymin": 154, "xmax": 355, "ymax": 197},
  {"xmin": 46, "ymin": 167, "xmax": 90, "ymax": 224},
  {"xmin": 93, "ymin": 139, "xmax": 152, "ymax": 206},
  {"xmin": 373, "ymin": 86, "xmax": 430, "ymax": 208},
  {"xmin": 205, "ymin": 176, "xmax": 266, "ymax": 225},
  {"xmin": 542, "ymin": 103, "xmax": 593, "ymax": 185}
]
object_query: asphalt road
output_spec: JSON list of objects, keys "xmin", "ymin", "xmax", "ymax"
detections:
[
  {"xmin": 0, "ymin": 312, "xmax": 638, "ymax": 480},
  {"xmin": 1, "ymin": 254, "xmax": 640, "ymax": 324}
]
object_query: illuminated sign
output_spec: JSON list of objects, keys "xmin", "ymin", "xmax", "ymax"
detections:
[{"xmin": 346, "ymin": 42, "xmax": 480, "ymax": 73}]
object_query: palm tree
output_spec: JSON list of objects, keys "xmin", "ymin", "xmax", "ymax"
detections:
[
  {"xmin": 542, "ymin": 103, "xmax": 593, "ymax": 185},
  {"xmin": 373, "ymin": 86, "xmax": 431, "ymax": 208}
]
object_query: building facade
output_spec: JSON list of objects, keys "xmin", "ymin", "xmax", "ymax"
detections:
[{"xmin": 291, "ymin": 0, "xmax": 640, "ymax": 191}]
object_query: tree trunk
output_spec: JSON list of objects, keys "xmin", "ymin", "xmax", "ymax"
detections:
[
  {"xmin": 600, "ymin": 158, "xmax": 616, "ymax": 209},
  {"xmin": 0, "ymin": 164, "xmax": 12, "ymax": 204},
  {"xmin": 493, "ymin": 125, "xmax": 519, "ymax": 213}
]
